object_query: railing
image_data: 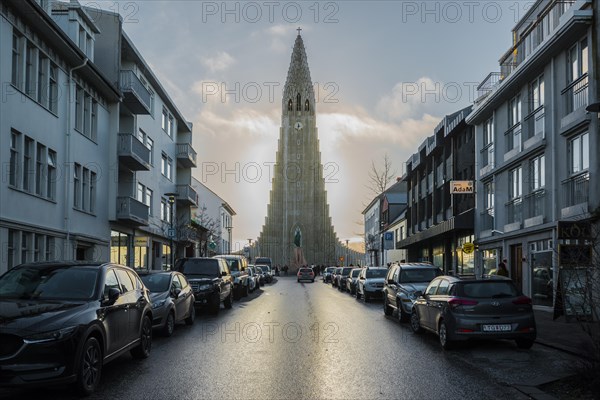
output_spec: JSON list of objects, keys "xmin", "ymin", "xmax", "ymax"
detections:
[
  {"xmin": 119, "ymin": 70, "xmax": 152, "ymax": 112},
  {"xmin": 118, "ymin": 133, "xmax": 150, "ymax": 166},
  {"xmin": 499, "ymin": 0, "xmax": 576, "ymax": 81},
  {"xmin": 506, "ymin": 198, "xmax": 523, "ymax": 224},
  {"xmin": 526, "ymin": 189, "xmax": 545, "ymax": 218},
  {"xmin": 116, "ymin": 196, "xmax": 149, "ymax": 225},
  {"xmin": 177, "ymin": 143, "xmax": 197, "ymax": 166},
  {"xmin": 481, "ymin": 210, "xmax": 494, "ymax": 231},
  {"xmin": 524, "ymin": 107, "xmax": 545, "ymax": 141},
  {"xmin": 475, "ymin": 72, "xmax": 501, "ymax": 104},
  {"xmin": 176, "ymin": 184, "xmax": 198, "ymax": 205},
  {"xmin": 562, "ymin": 74, "xmax": 588, "ymax": 115},
  {"xmin": 505, "ymin": 123, "xmax": 522, "ymax": 153},
  {"xmin": 563, "ymin": 172, "xmax": 589, "ymax": 207}
]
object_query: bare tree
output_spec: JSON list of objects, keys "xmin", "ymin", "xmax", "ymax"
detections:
[{"xmin": 366, "ymin": 153, "xmax": 397, "ymax": 197}]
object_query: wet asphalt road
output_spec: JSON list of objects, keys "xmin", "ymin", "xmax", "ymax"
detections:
[{"xmin": 0, "ymin": 276, "xmax": 579, "ymax": 400}]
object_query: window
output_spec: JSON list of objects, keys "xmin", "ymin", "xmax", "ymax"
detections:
[
  {"xmin": 25, "ymin": 41, "xmax": 36, "ymax": 97},
  {"xmin": 569, "ymin": 132, "xmax": 589, "ymax": 174},
  {"xmin": 37, "ymin": 53, "xmax": 48, "ymax": 106},
  {"xmin": 35, "ymin": 143, "xmax": 46, "ymax": 196},
  {"xmin": 569, "ymin": 38, "xmax": 588, "ymax": 82},
  {"xmin": 145, "ymin": 188, "xmax": 153, "ymax": 215},
  {"xmin": 90, "ymin": 172, "xmax": 96, "ymax": 213},
  {"xmin": 531, "ymin": 155, "xmax": 545, "ymax": 190},
  {"xmin": 482, "ymin": 117, "xmax": 494, "ymax": 168},
  {"xmin": 12, "ymin": 32, "xmax": 23, "ymax": 88},
  {"xmin": 45, "ymin": 236, "xmax": 55, "ymax": 261},
  {"xmin": 509, "ymin": 94, "xmax": 521, "ymax": 127},
  {"xmin": 167, "ymin": 158, "xmax": 172, "ymax": 180},
  {"xmin": 23, "ymin": 137, "xmax": 34, "ymax": 192},
  {"xmin": 74, "ymin": 163, "xmax": 81, "ymax": 208},
  {"xmin": 74, "ymin": 85, "xmax": 98, "ymax": 140},
  {"xmin": 9, "ymin": 130, "xmax": 20, "ymax": 187},
  {"xmin": 161, "ymin": 198, "xmax": 167, "ymax": 221},
  {"xmin": 531, "ymin": 75, "xmax": 544, "ymax": 110},
  {"xmin": 509, "ymin": 166, "xmax": 523, "ymax": 199},
  {"xmin": 168, "ymin": 115, "xmax": 175, "ymax": 137},
  {"xmin": 161, "ymin": 153, "xmax": 167, "ymax": 176},
  {"xmin": 137, "ymin": 183, "xmax": 144, "ymax": 203},
  {"xmin": 34, "ymin": 234, "xmax": 41, "ymax": 262},
  {"xmin": 47, "ymin": 150, "xmax": 57, "ymax": 200},
  {"xmin": 49, "ymin": 63, "xmax": 58, "ymax": 113},
  {"xmin": 21, "ymin": 232, "xmax": 31, "ymax": 264},
  {"xmin": 7, "ymin": 230, "xmax": 16, "ymax": 270},
  {"xmin": 75, "ymin": 85, "xmax": 83, "ymax": 131},
  {"xmin": 162, "ymin": 109, "xmax": 168, "ymax": 131},
  {"xmin": 146, "ymin": 137, "xmax": 154, "ymax": 165},
  {"xmin": 484, "ymin": 181, "xmax": 494, "ymax": 211}
]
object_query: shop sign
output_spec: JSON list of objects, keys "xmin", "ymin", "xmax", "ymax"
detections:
[{"xmin": 450, "ymin": 181, "xmax": 474, "ymax": 194}]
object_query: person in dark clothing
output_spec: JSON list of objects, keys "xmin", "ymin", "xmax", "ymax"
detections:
[{"xmin": 497, "ymin": 259, "xmax": 509, "ymax": 277}]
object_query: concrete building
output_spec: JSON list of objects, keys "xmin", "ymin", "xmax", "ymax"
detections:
[
  {"xmin": 0, "ymin": 0, "xmax": 197, "ymax": 274},
  {"xmin": 191, "ymin": 177, "xmax": 236, "ymax": 257},
  {"xmin": 466, "ymin": 0, "xmax": 596, "ymax": 309},
  {"xmin": 397, "ymin": 106, "xmax": 475, "ymax": 274}
]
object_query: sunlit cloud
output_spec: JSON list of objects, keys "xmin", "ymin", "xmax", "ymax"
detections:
[{"xmin": 202, "ymin": 51, "xmax": 236, "ymax": 72}]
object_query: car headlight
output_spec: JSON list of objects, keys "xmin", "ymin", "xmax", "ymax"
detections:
[
  {"xmin": 25, "ymin": 326, "xmax": 78, "ymax": 343},
  {"xmin": 152, "ymin": 299, "xmax": 167, "ymax": 309}
]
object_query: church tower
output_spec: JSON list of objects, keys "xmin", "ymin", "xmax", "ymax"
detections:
[{"xmin": 257, "ymin": 32, "xmax": 338, "ymax": 269}]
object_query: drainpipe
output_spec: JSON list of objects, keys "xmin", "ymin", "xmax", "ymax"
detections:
[{"xmin": 65, "ymin": 58, "xmax": 88, "ymax": 260}]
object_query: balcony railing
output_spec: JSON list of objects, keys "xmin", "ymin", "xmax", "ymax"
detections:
[
  {"xmin": 506, "ymin": 198, "xmax": 523, "ymax": 224},
  {"xmin": 475, "ymin": 72, "xmax": 502, "ymax": 104},
  {"xmin": 524, "ymin": 107, "xmax": 545, "ymax": 142},
  {"xmin": 119, "ymin": 70, "xmax": 151, "ymax": 115},
  {"xmin": 118, "ymin": 133, "xmax": 150, "ymax": 171},
  {"xmin": 505, "ymin": 123, "xmax": 522, "ymax": 153},
  {"xmin": 176, "ymin": 143, "xmax": 197, "ymax": 168},
  {"xmin": 562, "ymin": 74, "xmax": 588, "ymax": 115},
  {"xmin": 481, "ymin": 210, "xmax": 494, "ymax": 232},
  {"xmin": 116, "ymin": 196, "xmax": 149, "ymax": 226},
  {"xmin": 526, "ymin": 189, "xmax": 545, "ymax": 219},
  {"xmin": 563, "ymin": 172, "xmax": 589, "ymax": 207},
  {"xmin": 176, "ymin": 184, "xmax": 198, "ymax": 206}
]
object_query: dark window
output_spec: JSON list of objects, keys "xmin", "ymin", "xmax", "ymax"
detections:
[
  {"xmin": 177, "ymin": 259, "xmax": 220, "ymax": 277},
  {"xmin": 436, "ymin": 279, "xmax": 450, "ymax": 295},
  {"xmin": 425, "ymin": 279, "xmax": 441, "ymax": 295},
  {"xmin": 115, "ymin": 268, "xmax": 134, "ymax": 293},
  {"xmin": 104, "ymin": 269, "xmax": 120, "ymax": 296},
  {"xmin": 399, "ymin": 268, "xmax": 440, "ymax": 283},
  {"xmin": 141, "ymin": 273, "xmax": 171, "ymax": 292},
  {"xmin": 460, "ymin": 281, "xmax": 518, "ymax": 298},
  {"xmin": 296, "ymin": 93, "xmax": 301, "ymax": 111}
]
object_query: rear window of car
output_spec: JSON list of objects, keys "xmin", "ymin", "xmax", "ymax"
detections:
[
  {"xmin": 141, "ymin": 274, "xmax": 171, "ymax": 292},
  {"xmin": 460, "ymin": 281, "xmax": 518, "ymax": 298},
  {"xmin": 177, "ymin": 259, "xmax": 219, "ymax": 277},
  {"xmin": 351, "ymin": 269, "xmax": 361, "ymax": 277},
  {"xmin": 399, "ymin": 268, "xmax": 440, "ymax": 283},
  {"xmin": 326, "ymin": 267, "xmax": 335, "ymax": 273},
  {"xmin": 341, "ymin": 268, "xmax": 353, "ymax": 275},
  {"xmin": 299, "ymin": 268, "xmax": 312, "ymax": 273},
  {"xmin": 366, "ymin": 269, "xmax": 387, "ymax": 278}
]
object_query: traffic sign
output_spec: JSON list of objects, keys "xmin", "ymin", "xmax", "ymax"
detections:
[
  {"xmin": 462, "ymin": 242, "xmax": 475, "ymax": 254},
  {"xmin": 339, "ymin": 256, "xmax": 344, "ymax": 261},
  {"xmin": 208, "ymin": 241, "xmax": 216, "ymax": 250},
  {"xmin": 167, "ymin": 228, "xmax": 176, "ymax": 239}
]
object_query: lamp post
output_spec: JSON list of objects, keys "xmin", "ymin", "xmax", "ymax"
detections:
[
  {"xmin": 165, "ymin": 192, "xmax": 178, "ymax": 269},
  {"xmin": 224, "ymin": 225, "xmax": 232, "ymax": 254}
]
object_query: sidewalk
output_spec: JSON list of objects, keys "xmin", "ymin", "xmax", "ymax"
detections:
[{"xmin": 534, "ymin": 308, "xmax": 599, "ymax": 358}]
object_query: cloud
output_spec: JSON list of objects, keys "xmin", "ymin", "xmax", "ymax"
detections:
[
  {"xmin": 377, "ymin": 77, "xmax": 450, "ymax": 121},
  {"xmin": 202, "ymin": 51, "xmax": 235, "ymax": 72}
]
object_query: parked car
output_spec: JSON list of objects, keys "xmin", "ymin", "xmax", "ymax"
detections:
[
  {"xmin": 337, "ymin": 267, "xmax": 354, "ymax": 292},
  {"xmin": 254, "ymin": 266, "xmax": 266, "ymax": 285},
  {"xmin": 345, "ymin": 268, "xmax": 362, "ymax": 294},
  {"xmin": 174, "ymin": 257, "xmax": 233, "ymax": 314},
  {"xmin": 258, "ymin": 264, "xmax": 273, "ymax": 283},
  {"xmin": 246, "ymin": 266, "xmax": 259, "ymax": 292},
  {"xmin": 0, "ymin": 261, "xmax": 153, "ymax": 395},
  {"xmin": 356, "ymin": 267, "xmax": 387, "ymax": 301},
  {"xmin": 297, "ymin": 268, "xmax": 315, "ymax": 282},
  {"xmin": 323, "ymin": 267, "xmax": 335, "ymax": 283},
  {"xmin": 410, "ymin": 275, "xmax": 536, "ymax": 350},
  {"xmin": 383, "ymin": 263, "xmax": 441, "ymax": 322},
  {"xmin": 331, "ymin": 267, "xmax": 342, "ymax": 287},
  {"xmin": 213, "ymin": 255, "xmax": 250, "ymax": 300},
  {"xmin": 254, "ymin": 257, "xmax": 272, "ymax": 271},
  {"xmin": 139, "ymin": 271, "xmax": 195, "ymax": 336}
]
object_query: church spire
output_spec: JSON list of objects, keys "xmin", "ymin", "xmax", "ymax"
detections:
[{"xmin": 283, "ymin": 30, "xmax": 315, "ymax": 114}]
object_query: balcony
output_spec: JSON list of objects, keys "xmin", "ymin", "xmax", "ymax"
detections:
[
  {"xmin": 118, "ymin": 133, "xmax": 150, "ymax": 171},
  {"xmin": 524, "ymin": 189, "xmax": 545, "ymax": 228},
  {"xmin": 504, "ymin": 123, "xmax": 522, "ymax": 162},
  {"xmin": 563, "ymin": 172, "xmax": 589, "ymax": 208},
  {"xmin": 116, "ymin": 196, "xmax": 149, "ymax": 226},
  {"xmin": 562, "ymin": 74, "xmax": 588, "ymax": 116},
  {"xmin": 119, "ymin": 70, "xmax": 151, "ymax": 115},
  {"xmin": 475, "ymin": 72, "xmax": 501, "ymax": 104},
  {"xmin": 176, "ymin": 184, "xmax": 198, "ymax": 206},
  {"xmin": 176, "ymin": 143, "xmax": 197, "ymax": 168}
]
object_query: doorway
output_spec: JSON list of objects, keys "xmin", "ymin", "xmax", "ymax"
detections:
[{"xmin": 510, "ymin": 244, "xmax": 523, "ymax": 292}]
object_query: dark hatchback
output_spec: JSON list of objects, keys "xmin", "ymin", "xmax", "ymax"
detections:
[
  {"xmin": 410, "ymin": 275, "xmax": 536, "ymax": 350},
  {"xmin": 0, "ymin": 262, "xmax": 153, "ymax": 395}
]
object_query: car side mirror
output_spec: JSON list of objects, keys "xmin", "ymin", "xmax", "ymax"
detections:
[
  {"xmin": 173, "ymin": 288, "xmax": 182, "ymax": 298},
  {"xmin": 105, "ymin": 287, "xmax": 120, "ymax": 305}
]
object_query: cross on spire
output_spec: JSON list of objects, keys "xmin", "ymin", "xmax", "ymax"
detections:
[{"xmin": 297, "ymin": 27, "xmax": 302, "ymax": 35}]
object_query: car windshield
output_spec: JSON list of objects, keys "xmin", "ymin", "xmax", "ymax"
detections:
[
  {"xmin": 351, "ymin": 270, "xmax": 361, "ymax": 277},
  {"xmin": 141, "ymin": 274, "xmax": 171, "ymax": 292},
  {"xmin": 365, "ymin": 269, "xmax": 387, "ymax": 278},
  {"xmin": 0, "ymin": 265, "xmax": 98, "ymax": 300},
  {"xmin": 178, "ymin": 259, "xmax": 219, "ymax": 277},
  {"xmin": 461, "ymin": 281, "xmax": 519, "ymax": 298},
  {"xmin": 326, "ymin": 267, "xmax": 335, "ymax": 273},
  {"xmin": 258, "ymin": 265, "xmax": 270, "ymax": 272},
  {"xmin": 400, "ymin": 268, "xmax": 440, "ymax": 283},
  {"xmin": 341, "ymin": 268, "xmax": 353, "ymax": 276}
]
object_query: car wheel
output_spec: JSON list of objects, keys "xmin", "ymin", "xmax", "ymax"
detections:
[
  {"xmin": 131, "ymin": 316, "xmax": 152, "ymax": 359},
  {"xmin": 162, "ymin": 311, "xmax": 175, "ymax": 337},
  {"xmin": 438, "ymin": 321, "xmax": 453, "ymax": 350},
  {"xmin": 383, "ymin": 297, "xmax": 393, "ymax": 316},
  {"xmin": 75, "ymin": 337, "xmax": 102, "ymax": 396},
  {"xmin": 224, "ymin": 291, "xmax": 233, "ymax": 309},
  {"xmin": 243, "ymin": 283, "xmax": 249, "ymax": 297},
  {"xmin": 398, "ymin": 303, "xmax": 409, "ymax": 323},
  {"xmin": 184, "ymin": 303, "xmax": 195, "ymax": 325},
  {"xmin": 410, "ymin": 310, "xmax": 423, "ymax": 334},
  {"xmin": 233, "ymin": 286, "xmax": 241, "ymax": 301},
  {"xmin": 515, "ymin": 338, "xmax": 534, "ymax": 349}
]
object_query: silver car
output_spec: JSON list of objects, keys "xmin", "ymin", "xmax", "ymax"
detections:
[{"xmin": 356, "ymin": 267, "xmax": 387, "ymax": 301}]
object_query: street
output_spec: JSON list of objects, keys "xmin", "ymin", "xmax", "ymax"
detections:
[{"xmin": 0, "ymin": 277, "xmax": 579, "ymax": 400}]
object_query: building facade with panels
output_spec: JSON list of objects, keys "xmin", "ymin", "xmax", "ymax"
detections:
[
  {"xmin": 466, "ymin": 0, "xmax": 597, "ymax": 308},
  {"xmin": 397, "ymin": 106, "xmax": 475, "ymax": 274}
]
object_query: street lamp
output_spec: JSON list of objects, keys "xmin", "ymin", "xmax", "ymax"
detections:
[
  {"xmin": 165, "ymin": 192, "xmax": 178, "ymax": 269},
  {"xmin": 224, "ymin": 225, "xmax": 233, "ymax": 254}
]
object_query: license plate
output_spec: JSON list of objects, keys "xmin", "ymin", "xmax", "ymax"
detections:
[{"xmin": 482, "ymin": 324, "xmax": 512, "ymax": 332}]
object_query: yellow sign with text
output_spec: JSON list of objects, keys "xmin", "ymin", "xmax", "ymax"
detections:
[
  {"xmin": 462, "ymin": 242, "xmax": 475, "ymax": 254},
  {"xmin": 450, "ymin": 181, "xmax": 474, "ymax": 194}
]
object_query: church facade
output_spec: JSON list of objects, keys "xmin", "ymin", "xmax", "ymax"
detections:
[{"xmin": 257, "ymin": 33, "xmax": 359, "ymax": 269}]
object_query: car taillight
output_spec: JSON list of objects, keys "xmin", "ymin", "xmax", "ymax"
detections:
[
  {"xmin": 448, "ymin": 298, "xmax": 478, "ymax": 308},
  {"xmin": 513, "ymin": 296, "xmax": 532, "ymax": 305}
]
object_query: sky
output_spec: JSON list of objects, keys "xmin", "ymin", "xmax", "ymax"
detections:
[{"xmin": 84, "ymin": 0, "xmax": 529, "ymax": 251}]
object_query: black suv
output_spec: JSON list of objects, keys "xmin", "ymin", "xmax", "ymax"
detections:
[
  {"xmin": 383, "ymin": 263, "xmax": 441, "ymax": 322},
  {"xmin": 174, "ymin": 258, "xmax": 233, "ymax": 314}
]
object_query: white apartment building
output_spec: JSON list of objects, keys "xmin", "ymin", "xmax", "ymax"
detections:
[
  {"xmin": 467, "ymin": 0, "xmax": 597, "ymax": 309},
  {"xmin": 0, "ymin": 0, "xmax": 197, "ymax": 274}
]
